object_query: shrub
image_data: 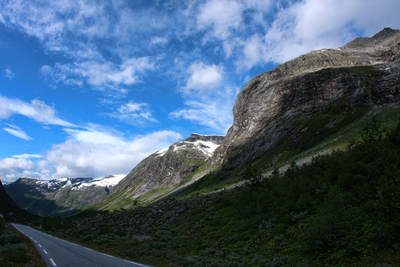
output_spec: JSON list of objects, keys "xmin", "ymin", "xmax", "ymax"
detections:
[
  {"xmin": 0, "ymin": 243, "xmax": 30, "ymax": 263},
  {"xmin": 0, "ymin": 230, "xmax": 21, "ymax": 245}
]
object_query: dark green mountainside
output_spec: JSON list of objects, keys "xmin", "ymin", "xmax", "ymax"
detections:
[
  {"xmin": 4, "ymin": 176, "xmax": 124, "ymax": 218},
  {"xmin": 0, "ymin": 180, "xmax": 40, "ymax": 224}
]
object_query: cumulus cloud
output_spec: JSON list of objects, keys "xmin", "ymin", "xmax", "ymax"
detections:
[
  {"xmin": 262, "ymin": 0, "xmax": 400, "ymax": 64},
  {"xmin": 0, "ymin": 128, "xmax": 183, "ymax": 182},
  {"xmin": 184, "ymin": 62, "xmax": 224, "ymax": 92},
  {"xmin": 4, "ymin": 68, "xmax": 15, "ymax": 79},
  {"xmin": 3, "ymin": 124, "xmax": 32, "ymax": 141},
  {"xmin": 43, "ymin": 130, "xmax": 182, "ymax": 178},
  {"xmin": 0, "ymin": 157, "xmax": 39, "ymax": 183},
  {"xmin": 0, "ymin": 95, "xmax": 75, "ymax": 127}
]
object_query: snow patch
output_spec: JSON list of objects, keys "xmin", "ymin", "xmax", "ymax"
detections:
[
  {"xmin": 62, "ymin": 179, "xmax": 72, "ymax": 188},
  {"xmin": 188, "ymin": 140, "xmax": 220, "ymax": 156},
  {"xmin": 155, "ymin": 140, "xmax": 220, "ymax": 158},
  {"xmin": 156, "ymin": 147, "xmax": 169, "ymax": 156},
  {"xmin": 71, "ymin": 174, "xmax": 126, "ymax": 190}
]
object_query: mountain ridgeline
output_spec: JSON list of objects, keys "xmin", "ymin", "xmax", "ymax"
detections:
[
  {"xmin": 4, "ymin": 176, "xmax": 125, "ymax": 217},
  {"xmin": 3, "ymin": 28, "xmax": 400, "ymax": 218}
]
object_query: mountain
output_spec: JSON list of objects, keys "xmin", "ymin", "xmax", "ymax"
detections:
[
  {"xmin": 209, "ymin": 27, "xmax": 400, "ymax": 175},
  {"xmin": 88, "ymin": 133, "xmax": 224, "ymax": 211},
  {"xmin": 0, "ymin": 179, "xmax": 40, "ymax": 224},
  {"xmin": 5, "ymin": 28, "xmax": 400, "ymax": 220},
  {"xmin": 36, "ymin": 28, "xmax": 400, "ymax": 266},
  {"xmin": 4, "ymin": 175, "xmax": 125, "ymax": 217}
]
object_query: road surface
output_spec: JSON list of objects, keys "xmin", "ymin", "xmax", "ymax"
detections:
[{"xmin": 12, "ymin": 223, "xmax": 152, "ymax": 267}]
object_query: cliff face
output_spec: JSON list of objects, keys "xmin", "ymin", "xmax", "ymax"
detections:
[
  {"xmin": 104, "ymin": 134, "xmax": 224, "ymax": 207},
  {"xmin": 210, "ymin": 28, "xmax": 400, "ymax": 173}
]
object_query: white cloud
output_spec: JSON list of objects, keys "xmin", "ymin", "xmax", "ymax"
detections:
[
  {"xmin": 197, "ymin": 0, "xmax": 243, "ymax": 41},
  {"xmin": 185, "ymin": 62, "xmax": 224, "ymax": 92},
  {"xmin": 4, "ymin": 68, "xmax": 15, "ymax": 79},
  {"xmin": 0, "ymin": 95, "xmax": 75, "ymax": 127},
  {"xmin": 0, "ymin": 128, "xmax": 183, "ymax": 182},
  {"xmin": 0, "ymin": 157, "xmax": 39, "ymax": 183},
  {"xmin": 41, "ymin": 57, "xmax": 154, "ymax": 91},
  {"xmin": 151, "ymin": 37, "xmax": 168, "ymax": 45},
  {"xmin": 262, "ymin": 0, "xmax": 400, "ymax": 63},
  {"xmin": 63, "ymin": 128, "xmax": 126, "ymax": 146},
  {"xmin": 236, "ymin": 34, "xmax": 268, "ymax": 71},
  {"xmin": 170, "ymin": 86, "xmax": 239, "ymax": 134},
  {"xmin": 3, "ymin": 124, "xmax": 32, "ymax": 141},
  {"xmin": 43, "ymin": 130, "xmax": 183, "ymax": 178},
  {"xmin": 12, "ymin": 154, "xmax": 42, "ymax": 159},
  {"xmin": 108, "ymin": 102, "xmax": 158, "ymax": 125}
]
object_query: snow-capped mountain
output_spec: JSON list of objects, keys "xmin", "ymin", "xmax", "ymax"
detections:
[
  {"xmin": 4, "ymin": 174, "xmax": 126, "ymax": 217},
  {"xmin": 94, "ymin": 133, "xmax": 225, "ymax": 211}
]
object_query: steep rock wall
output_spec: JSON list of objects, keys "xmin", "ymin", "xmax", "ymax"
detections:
[{"xmin": 210, "ymin": 28, "xmax": 400, "ymax": 173}]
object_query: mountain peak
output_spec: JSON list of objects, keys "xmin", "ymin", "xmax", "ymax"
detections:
[
  {"xmin": 183, "ymin": 133, "xmax": 225, "ymax": 143},
  {"xmin": 341, "ymin": 27, "xmax": 400, "ymax": 50}
]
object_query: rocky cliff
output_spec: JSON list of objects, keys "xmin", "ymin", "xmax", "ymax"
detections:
[
  {"xmin": 210, "ymin": 28, "xmax": 400, "ymax": 173},
  {"xmin": 98, "ymin": 134, "xmax": 224, "ymax": 210}
]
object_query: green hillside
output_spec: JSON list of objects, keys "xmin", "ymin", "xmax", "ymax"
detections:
[{"xmin": 0, "ymin": 180, "xmax": 40, "ymax": 225}]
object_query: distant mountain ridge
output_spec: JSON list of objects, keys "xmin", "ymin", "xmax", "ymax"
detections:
[
  {"xmin": 4, "ymin": 133, "xmax": 225, "ymax": 216},
  {"xmin": 4, "ymin": 175, "xmax": 125, "ymax": 217}
]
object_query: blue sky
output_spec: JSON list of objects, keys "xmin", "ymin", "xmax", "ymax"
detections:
[{"xmin": 0, "ymin": 0, "xmax": 399, "ymax": 183}]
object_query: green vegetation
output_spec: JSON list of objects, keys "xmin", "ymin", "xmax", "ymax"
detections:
[
  {"xmin": 0, "ymin": 220, "xmax": 45, "ymax": 267},
  {"xmin": 44, "ymin": 118, "xmax": 400, "ymax": 266}
]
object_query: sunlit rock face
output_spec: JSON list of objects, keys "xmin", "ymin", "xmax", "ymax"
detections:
[{"xmin": 210, "ymin": 28, "xmax": 400, "ymax": 173}]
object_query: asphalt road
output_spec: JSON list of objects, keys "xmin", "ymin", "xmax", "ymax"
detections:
[{"xmin": 12, "ymin": 223, "xmax": 152, "ymax": 267}]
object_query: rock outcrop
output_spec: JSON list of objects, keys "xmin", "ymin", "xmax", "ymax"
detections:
[{"xmin": 210, "ymin": 28, "xmax": 400, "ymax": 173}]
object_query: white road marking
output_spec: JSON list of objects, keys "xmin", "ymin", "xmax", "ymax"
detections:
[
  {"xmin": 38, "ymin": 244, "xmax": 42, "ymax": 248},
  {"xmin": 34, "ymin": 240, "xmax": 38, "ymax": 243},
  {"xmin": 43, "ymin": 250, "xmax": 48, "ymax": 254},
  {"xmin": 50, "ymin": 258, "xmax": 57, "ymax": 266},
  {"xmin": 101, "ymin": 253, "xmax": 115, "ymax": 258}
]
